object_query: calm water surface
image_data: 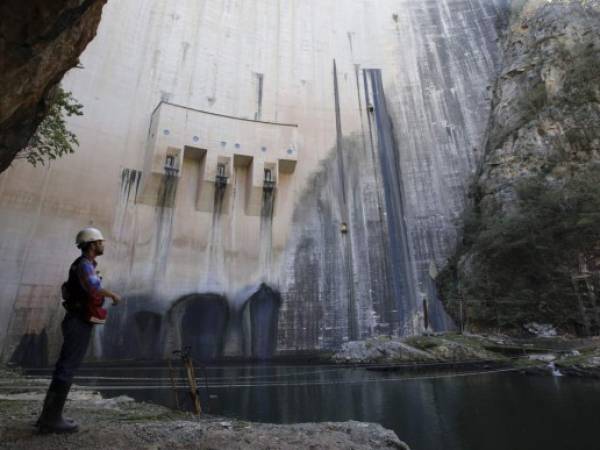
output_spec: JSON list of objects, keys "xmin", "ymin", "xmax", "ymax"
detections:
[{"xmin": 29, "ymin": 364, "xmax": 600, "ymax": 450}]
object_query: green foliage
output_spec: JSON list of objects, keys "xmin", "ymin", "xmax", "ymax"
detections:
[
  {"xmin": 562, "ymin": 44, "xmax": 600, "ymax": 106},
  {"xmin": 17, "ymin": 87, "xmax": 83, "ymax": 166},
  {"xmin": 439, "ymin": 167, "xmax": 600, "ymax": 333},
  {"xmin": 476, "ymin": 172, "xmax": 600, "ymax": 274},
  {"xmin": 405, "ymin": 336, "xmax": 439, "ymax": 351},
  {"xmin": 522, "ymin": 82, "xmax": 547, "ymax": 120}
]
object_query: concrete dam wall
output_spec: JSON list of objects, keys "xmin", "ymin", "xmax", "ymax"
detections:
[{"xmin": 0, "ymin": 0, "xmax": 510, "ymax": 363}]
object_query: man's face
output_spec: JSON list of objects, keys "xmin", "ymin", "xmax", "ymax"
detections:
[{"xmin": 93, "ymin": 240, "xmax": 105, "ymax": 255}]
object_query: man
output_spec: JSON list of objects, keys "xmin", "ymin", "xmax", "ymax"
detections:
[{"xmin": 36, "ymin": 227, "xmax": 121, "ymax": 434}]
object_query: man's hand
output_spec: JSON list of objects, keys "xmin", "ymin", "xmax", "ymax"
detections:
[
  {"xmin": 98, "ymin": 287, "xmax": 122, "ymax": 306},
  {"xmin": 111, "ymin": 292, "xmax": 122, "ymax": 306}
]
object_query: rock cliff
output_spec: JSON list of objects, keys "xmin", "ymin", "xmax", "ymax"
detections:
[
  {"xmin": 0, "ymin": 0, "xmax": 106, "ymax": 173},
  {"xmin": 439, "ymin": 0, "xmax": 600, "ymax": 334}
]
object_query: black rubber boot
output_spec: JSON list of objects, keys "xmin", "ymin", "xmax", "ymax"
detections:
[
  {"xmin": 35, "ymin": 394, "xmax": 75, "ymax": 427},
  {"xmin": 37, "ymin": 380, "xmax": 79, "ymax": 434}
]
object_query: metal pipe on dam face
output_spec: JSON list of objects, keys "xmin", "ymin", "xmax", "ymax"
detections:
[{"xmin": 0, "ymin": 0, "xmax": 510, "ymax": 362}]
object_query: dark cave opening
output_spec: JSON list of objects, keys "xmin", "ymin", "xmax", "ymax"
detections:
[
  {"xmin": 170, "ymin": 293, "xmax": 229, "ymax": 361},
  {"xmin": 242, "ymin": 283, "xmax": 282, "ymax": 359}
]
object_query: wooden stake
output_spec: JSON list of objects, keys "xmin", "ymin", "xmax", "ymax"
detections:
[{"xmin": 184, "ymin": 355, "xmax": 202, "ymax": 415}]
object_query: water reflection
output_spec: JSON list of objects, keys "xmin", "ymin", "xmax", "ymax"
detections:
[{"xmin": 29, "ymin": 365, "xmax": 600, "ymax": 450}]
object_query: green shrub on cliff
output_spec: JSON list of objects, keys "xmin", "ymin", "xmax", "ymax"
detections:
[
  {"xmin": 439, "ymin": 167, "xmax": 600, "ymax": 332},
  {"xmin": 16, "ymin": 87, "xmax": 83, "ymax": 166},
  {"xmin": 562, "ymin": 44, "xmax": 600, "ymax": 106}
]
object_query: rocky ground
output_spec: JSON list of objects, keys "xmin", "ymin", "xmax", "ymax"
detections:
[
  {"xmin": 0, "ymin": 369, "xmax": 408, "ymax": 450},
  {"xmin": 332, "ymin": 333, "xmax": 600, "ymax": 378}
]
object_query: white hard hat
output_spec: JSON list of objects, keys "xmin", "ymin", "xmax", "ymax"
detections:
[{"xmin": 75, "ymin": 227, "xmax": 105, "ymax": 247}]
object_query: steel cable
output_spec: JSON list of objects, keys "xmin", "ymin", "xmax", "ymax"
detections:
[
  {"xmin": 19, "ymin": 352, "xmax": 563, "ymax": 383},
  {"xmin": 1, "ymin": 363, "xmax": 553, "ymax": 391}
]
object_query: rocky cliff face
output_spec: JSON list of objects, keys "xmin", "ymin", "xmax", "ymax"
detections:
[
  {"xmin": 439, "ymin": 0, "xmax": 600, "ymax": 334},
  {"xmin": 0, "ymin": 0, "xmax": 106, "ymax": 173}
]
